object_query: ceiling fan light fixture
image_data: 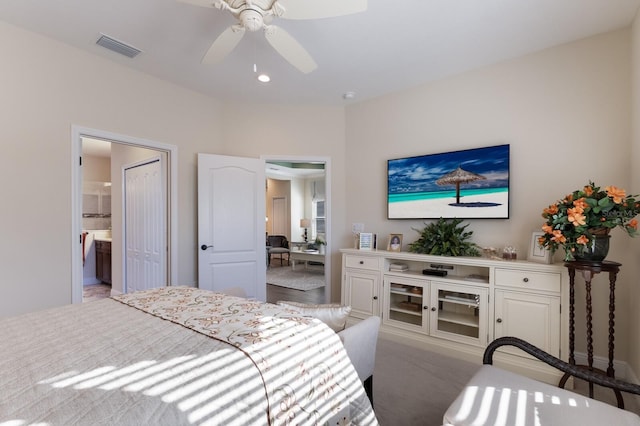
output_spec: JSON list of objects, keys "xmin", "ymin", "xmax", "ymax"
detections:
[{"xmin": 257, "ymin": 73, "xmax": 271, "ymax": 83}]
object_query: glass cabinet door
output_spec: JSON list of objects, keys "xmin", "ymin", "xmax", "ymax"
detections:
[
  {"xmin": 383, "ymin": 276, "xmax": 428, "ymax": 333},
  {"xmin": 429, "ymin": 281, "xmax": 488, "ymax": 346}
]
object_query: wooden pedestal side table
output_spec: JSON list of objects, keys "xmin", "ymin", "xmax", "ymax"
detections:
[{"xmin": 559, "ymin": 260, "xmax": 624, "ymax": 408}]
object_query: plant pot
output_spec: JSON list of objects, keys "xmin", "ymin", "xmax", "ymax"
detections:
[{"xmin": 573, "ymin": 234, "xmax": 611, "ymax": 262}]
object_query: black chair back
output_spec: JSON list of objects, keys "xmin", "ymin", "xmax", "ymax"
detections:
[{"xmin": 267, "ymin": 235, "xmax": 289, "ymax": 249}]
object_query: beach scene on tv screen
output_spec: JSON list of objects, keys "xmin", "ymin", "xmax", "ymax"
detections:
[{"xmin": 388, "ymin": 144, "xmax": 510, "ymax": 219}]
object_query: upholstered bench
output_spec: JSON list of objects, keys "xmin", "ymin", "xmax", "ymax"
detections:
[
  {"xmin": 443, "ymin": 337, "xmax": 640, "ymax": 426},
  {"xmin": 276, "ymin": 301, "xmax": 381, "ymax": 405}
]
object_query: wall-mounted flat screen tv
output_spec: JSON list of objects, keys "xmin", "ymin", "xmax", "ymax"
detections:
[{"xmin": 387, "ymin": 144, "xmax": 510, "ymax": 219}]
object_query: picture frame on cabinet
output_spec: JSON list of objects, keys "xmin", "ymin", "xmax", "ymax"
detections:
[
  {"xmin": 387, "ymin": 234, "xmax": 403, "ymax": 252},
  {"xmin": 359, "ymin": 232, "xmax": 374, "ymax": 250},
  {"xmin": 528, "ymin": 231, "xmax": 551, "ymax": 264}
]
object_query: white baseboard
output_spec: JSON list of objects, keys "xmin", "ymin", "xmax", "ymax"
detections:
[
  {"xmin": 574, "ymin": 351, "xmax": 629, "ymax": 380},
  {"xmin": 574, "ymin": 350, "xmax": 640, "ymax": 407}
]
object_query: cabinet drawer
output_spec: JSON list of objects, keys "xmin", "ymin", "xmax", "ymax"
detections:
[
  {"xmin": 344, "ymin": 255, "xmax": 379, "ymax": 271},
  {"xmin": 495, "ymin": 269, "xmax": 560, "ymax": 293}
]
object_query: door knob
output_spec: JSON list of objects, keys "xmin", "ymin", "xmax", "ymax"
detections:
[
  {"xmin": 496, "ymin": 318, "xmax": 503, "ymax": 323},
  {"xmin": 201, "ymin": 244, "xmax": 213, "ymax": 250}
]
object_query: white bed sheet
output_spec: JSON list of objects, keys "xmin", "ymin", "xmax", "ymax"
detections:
[{"xmin": 0, "ymin": 288, "xmax": 377, "ymax": 425}]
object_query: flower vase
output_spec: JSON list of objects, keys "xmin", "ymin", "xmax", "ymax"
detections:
[
  {"xmin": 319, "ymin": 245, "xmax": 325, "ymax": 255},
  {"xmin": 573, "ymin": 233, "xmax": 611, "ymax": 263}
]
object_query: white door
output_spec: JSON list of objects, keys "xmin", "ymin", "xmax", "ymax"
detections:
[
  {"xmin": 124, "ymin": 157, "xmax": 166, "ymax": 293},
  {"xmin": 271, "ymin": 197, "xmax": 288, "ymax": 236},
  {"xmin": 198, "ymin": 153, "xmax": 266, "ymax": 300}
]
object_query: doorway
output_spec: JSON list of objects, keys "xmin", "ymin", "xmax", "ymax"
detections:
[
  {"xmin": 271, "ymin": 197, "xmax": 288, "ymax": 235},
  {"xmin": 263, "ymin": 156, "xmax": 331, "ymax": 303},
  {"xmin": 71, "ymin": 126, "xmax": 178, "ymax": 304}
]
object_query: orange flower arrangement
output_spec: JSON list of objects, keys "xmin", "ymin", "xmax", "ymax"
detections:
[{"xmin": 539, "ymin": 181, "xmax": 639, "ymax": 259}]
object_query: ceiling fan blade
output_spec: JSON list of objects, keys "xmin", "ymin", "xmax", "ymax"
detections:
[
  {"xmin": 202, "ymin": 26, "xmax": 246, "ymax": 64},
  {"xmin": 279, "ymin": 0, "xmax": 367, "ymax": 20},
  {"xmin": 176, "ymin": 0, "xmax": 216, "ymax": 8},
  {"xmin": 264, "ymin": 25, "xmax": 317, "ymax": 74}
]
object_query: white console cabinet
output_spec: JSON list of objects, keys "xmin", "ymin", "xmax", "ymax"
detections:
[{"xmin": 340, "ymin": 248, "xmax": 568, "ymax": 383}]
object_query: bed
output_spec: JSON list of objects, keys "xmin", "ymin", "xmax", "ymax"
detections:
[{"xmin": 0, "ymin": 287, "xmax": 378, "ymax": 425}]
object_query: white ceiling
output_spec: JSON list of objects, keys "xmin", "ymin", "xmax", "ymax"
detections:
[{"xmin": 1, "ymin": 0, "xmax": 639, "ymax": 105}]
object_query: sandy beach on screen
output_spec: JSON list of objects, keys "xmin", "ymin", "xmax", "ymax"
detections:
[{"xmin": 389, "ymin": 192, "xmax": 509, "ymax": 218}]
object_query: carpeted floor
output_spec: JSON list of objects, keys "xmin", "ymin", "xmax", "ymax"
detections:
[
  {"xmin": 373, "ymin": 338, "xmax": 478, "ymax": 425},
  {"xmin": 372, "ymin": 337, "xmax": 640, "ymax": 425},
  {"xmin": 266, "ymin": 264, "xmax": 325, "ymax": 291}
]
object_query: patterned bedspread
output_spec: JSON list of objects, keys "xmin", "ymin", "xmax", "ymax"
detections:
[{"xmin": 0, "ymin": 287, "xmax": 377, "ymax": 425}]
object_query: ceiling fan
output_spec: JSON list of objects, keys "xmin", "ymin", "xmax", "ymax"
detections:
[{"xmin": 178, "ymin": 0, "xmax": 367, "ymax": 73}]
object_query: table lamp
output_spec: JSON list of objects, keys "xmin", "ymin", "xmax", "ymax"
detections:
[{"xmin": 300, "ymin": 218, "xmax": 311, "ymax": 242}]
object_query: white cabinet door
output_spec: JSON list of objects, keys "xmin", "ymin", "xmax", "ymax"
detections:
[
  {"xmin": 343, "ymin": 270, "xmax": 379, "ymax": 318},
  {"xmin": 430, "ymin": 281, "xmax": 489, "ymax": 347},
  {"xmin": 494, "ymin": 290, "xmax": 560, "ymax": 357},
  {"xmin": 383, "ymin": 275, "xmax": 429, "ymax": 333}
]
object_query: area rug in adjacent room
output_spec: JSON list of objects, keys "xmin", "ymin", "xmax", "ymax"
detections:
[{"xmin": 266, "ymin": 266, "xmax": 325, "ymax": 291}]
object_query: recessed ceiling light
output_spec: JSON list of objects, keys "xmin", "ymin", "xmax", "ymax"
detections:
[
  {"xmin": 343, "ymin": 91, "xmax": 356, "ymax": 100},
  {"xmin": 257, "ymin": 73, "xmax": 271, "ymax": 83}
]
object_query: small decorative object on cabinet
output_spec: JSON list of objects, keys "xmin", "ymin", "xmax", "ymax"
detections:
[
  {"xmin": 341, "ymin": 248, "xmax": 568, "ymax": 384},
  {"xmin": 528, "ymin": 232, "xmax": 551, "ymax": 264},
  {"xmin": 539, "ymin": 181, "xmax": 639, "ymax": 262},
  {"xmin": 359, "ymin": 232, "xmax": 374, "ymax": 250},
  {"xmin": 387, "ymin": 234, "xmax": 403, "ymax": 252}
]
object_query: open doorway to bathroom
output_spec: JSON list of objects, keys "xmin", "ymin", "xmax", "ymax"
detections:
[{"xmin": 71, "ymin": 127, "xmax": 178, "ymax": 305}]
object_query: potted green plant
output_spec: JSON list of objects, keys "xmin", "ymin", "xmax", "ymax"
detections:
[
  {"xmin": 314, "ymin": 236, "xmax": 326, "ymax": 254},
  {"xmin": 408, "ymin": 217, "xmax": 480, "ymax": 257},
  {"xmin": 539, "ymin": 181, "xmax": 639, "ymax": 261}
]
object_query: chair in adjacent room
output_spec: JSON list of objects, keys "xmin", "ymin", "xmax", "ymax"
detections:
[{"xmin": 267, "ymin": 235, "xmax": 290, "ymax": 266}]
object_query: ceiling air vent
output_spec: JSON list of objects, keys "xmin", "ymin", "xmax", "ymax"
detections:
[{"xmin": 96, "ymin": 34, "xmax": 142, "ymax": 58}]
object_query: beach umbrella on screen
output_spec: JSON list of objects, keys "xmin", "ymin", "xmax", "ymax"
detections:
[{"xmin": 436, "ymin": 167, "xmax": 486, "ymax": 204}]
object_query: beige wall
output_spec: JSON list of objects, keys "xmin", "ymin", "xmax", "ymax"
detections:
[
  {"xmin": 346, "ymin": 29, "xmax": 637, "ymax": 364},
  {"xmin": 630, "ymin": 14, "xmax": 640, "ymax": 379},
  {"xmin": 0, "ymin": 21, "xmax": 346, "ymax": 316},
  {"xmin": 0, "ymin": 21, "xmax": 223, "ymax": 316},
  {"xmin": 1, "ymin": 17, "xmax": 637, "ymax": 371},
  {"xmin": 82, "ymin": 155, "xmax": 110, "ymax": 182}
]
